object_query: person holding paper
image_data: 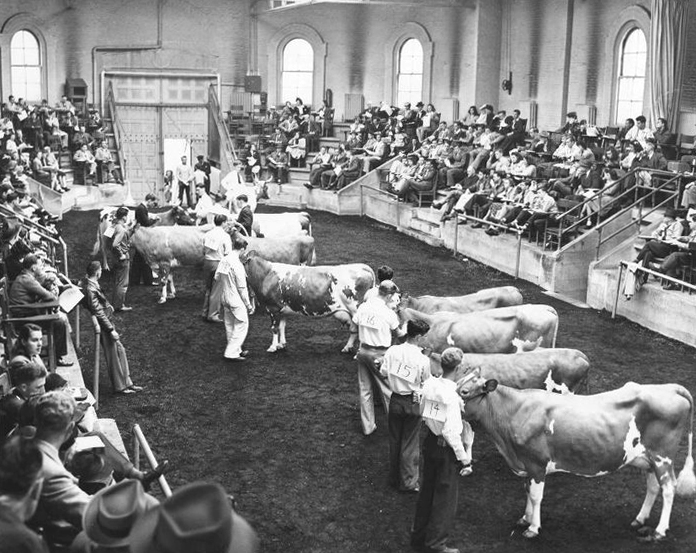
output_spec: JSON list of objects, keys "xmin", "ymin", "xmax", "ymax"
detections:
[
  {"xmin": 411, "ymin": 347, "xmax": 472, "ymax": 553},
  {"xmin": 81, "ymin": 261, "xmax": 142, "ymax": 395}
]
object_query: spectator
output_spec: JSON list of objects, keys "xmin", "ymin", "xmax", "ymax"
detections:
[
  {"xmin": 236, "ymin": 194, "xmax": 253, "ymax": 237},
  {"xmin": 41, "ymin": 146, "xmax": 69, "ymax": 192},
  {"xmin": 625, "ymin": 115, "xmax": 654, "ymax": 150},
  {"xmin": 0, "ymin": 436, "xmax": 48, "ymax": 553},
  {"xmin": 215, "ymin": 236, "xmax": 253, "ymax": 362},
  {"xmin": 334, "ymin": 149, "xmax": 362, "ymax": 191},
  {"xmin": 286, "ymin": 131, "xmax": 307, "ymax": 168},
  {"xmin": 360, "ymin": 132, "xmax": 389, "ymax": 174},
  {"xmin": 0, "ymin": 358, "xmax": 47, "ymax": 439},
  {"xmin": 556, "ymin": 111, "xmax": 581, "ymax": 137},
  {"xmin": 267, "ymin": 145, "xmax": 289, "ymax": 184},
  {"xmin": 411, "ymin": 347, "xmax": 472, "ymax": 553},
  {"xmin": 110, "ymin": 207, "xmax": 133, "ymax": 312},
  {"xmin": 8, "ymin": 254, "xmax": 71, "ymax": 366},
  {"xmin": 634, "ymin": 208, "xmax": 684, "ymax": 269},
  {"xmin": 175, "ymin": 155, "xmax": 195, "ymax": 208},
  {"xmin": 73, "ymin": 144, "xmax": 97, "ymax": 181},
  {"xmin": 10, "ymin": 323, "xmax": 48, "ymax": 371},
  {"xmin": 30, "ymin": 391, "xmax": 92, "ymax": 548},
  {"xmin": 461, "ymin": 105, "xmax": 479, "ymax": 127},
  {"xmin": 653, "ymin": 117, "xmax": 676, "ymax": 159},
  {"xmin": 162, "ymin": 169, "xmax": 174, "ymax": 204},
  {"xmin": 395, "ymin": 158, "xmax": 437, "ymax": 203},
  {"xmin": 303, "ymin": 146, "xmax": 333, "ymax": 190},
  {"xmin": 416, "ymin": 104, "xmax": 440, "ymax": 142},
  {"xmin": 651, "ymin": 213, "xmax": 696, "ymax": 290},
  {"xmin": 511, "ymin": 181, "xmax": 557, "ymax": 232},
  {"xmin": 129, "ymin": 481, "xmax": 259, "ymax": 553},
  {"xmin": 380, "ymin": 319, "xmax": 431, "ymax": 493},
  {"xmin": 94, "ymin": 142, "xmax": 123, "ymax": 184},
  {"xmin": 71, "ymin": 479, "xmax": 158, "ymax": 553},
  {"xmin": 193, "ymin": 182, "xmax": 215, "ymax": 225},
  {"xmin": 194, "ymin": 154, "xmax": 212, "ymax": 194},
  {"xmin": 580, "ymin": 168, "xmax": 621, "ymax": 226},
  {"xmin": 353, "ymin": 280, "xmax": 406, "ymax": 435},
  {"xmin": 82, "ymin": 260, "xmax": 143, "ymax": 394},
  {"xmin": 202, "ymin": 214, "xmax": 232, "ymax": 323},
  {"xmin": 635, "ymin": 138, "xmax": 668, "ymax": 188},
  {"xmin": 71, "ymin": 126, "xmax": 93, "ymax": 153}
]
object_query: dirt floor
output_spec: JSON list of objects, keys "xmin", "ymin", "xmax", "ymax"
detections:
[{"xmin": 61, "ymin": 207, "xmax": 696, "ymax": 553}]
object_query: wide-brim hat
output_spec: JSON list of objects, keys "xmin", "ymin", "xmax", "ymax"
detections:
[
  {"xmin": 130, "ymin": 482, "xmax": 259, "ymax": 553},
  {"xmin": 83, "ymin": 479, "xmax": 159, "ymax": 548}
]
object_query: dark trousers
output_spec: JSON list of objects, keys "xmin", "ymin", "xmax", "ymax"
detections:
[
  {"xmin": 662, "ymin": 252, "xmax": 693, "ymax": 277},
  {"xmin": 112, "ymin": 259, "xmax": 130, "ymax": 310},
  {"xmin": 388, "ymin": 393, "xmax": 422, "ymax": 491},
  {"xmin": 178, "ymin": 180, "xmax": 192, "ymax": 207},
  {"xmin": 412, "ymin": 430, "xmax": 460, "ymax": 551},
  {"xmin": 130, "ymin": 250, "xmax": 153, "ymax": 285},
  {"xmin": 636, "ymin": 240, "xmax": 677, "ymax": 266}
]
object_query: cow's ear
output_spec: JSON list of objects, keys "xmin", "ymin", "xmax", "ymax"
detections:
[{"xmin": 484, "ymin": 379, "xmax": 498, "ymax": 393}]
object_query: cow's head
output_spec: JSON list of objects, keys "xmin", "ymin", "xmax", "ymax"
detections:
[
  {"xmin": 173, "ymin": 206, "xmax": 195, "ymax": 226},
  {"xmin": 456, "ymin": 367, "xmax": 498, "ymax": 402},
  {"xmin": 239, "ymin": 249, "xmax": 257, "ymax": 266}
]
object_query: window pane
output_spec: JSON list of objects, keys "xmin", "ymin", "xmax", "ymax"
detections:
[
  {"xmin": 282, "ymin": 71, "xmax": 313, "ymax": 105},
  {"xmin": 283, "ymin": 39, "xmax": 313, "ymax": 71},
  {"xmin": 11, "ymin": 30, "xmax": 40, "ymax": 66},
  {"xmin": 399, "ymin": 39, "xmax": 423, "ymax": 74},
  {"xmin": 616, "ymin": 28, "xmax": 646, "ymax": 123}
]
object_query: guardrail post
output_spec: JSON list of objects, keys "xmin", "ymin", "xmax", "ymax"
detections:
[
  {"xmin": 75, "ymin": 305, "xmax": 80, "ymax": 350},
  {"xmin": 515, "ymin": 231, "xmax": 522, "ymax": 279},
  {"xmin": 452, "ymin": 218, "xmax": 458, "ymax": 257},
  {"xmin": 133, "ymin": 432, "xmax": 141, "ymax": 471},
  {"xmin": 359, "ymin": 185, "xmax": 364, "ymax": 217},
  {"xmin": 612, "ymin": 262, "xmax": 625, "ymax": 319},
  {"xmin": 92, "ymin": 316, "xmax": 101, "ymax": 411},
  {"xmin": 133, "ymin": 424, "xmax": 173, "ymax": 497}
]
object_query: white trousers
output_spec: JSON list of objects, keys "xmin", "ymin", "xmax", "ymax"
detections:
[{"xmin": 222, "ymin": 304, "xmax": 249, "ymax": 359}]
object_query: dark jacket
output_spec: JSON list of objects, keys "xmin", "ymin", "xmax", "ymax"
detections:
[
  {"xmin": 8, "ymin": 270, "xmax": 57, "ymax": 315},
  {"xmin": 135, "ymin": 203, "xmax": 156, "ymax": 227},
  {"xmin": 237, "ymin": 205, "xmax": 254, "ymax": 236},
  {"xmin": 81, "ymin": 278, "xmax": 115, "ymax": 333}
]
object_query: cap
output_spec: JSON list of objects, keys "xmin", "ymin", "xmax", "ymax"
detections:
[{"xmin": 378, "ymin": 280, "xmax": 398, "ymax": 295}]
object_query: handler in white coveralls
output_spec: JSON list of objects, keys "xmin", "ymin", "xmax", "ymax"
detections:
[{"xmin": 215, "ymin": 236, "xmax": 253, "ymax": 362}]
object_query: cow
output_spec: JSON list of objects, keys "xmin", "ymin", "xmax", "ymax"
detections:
[
  {"xmin": 397, "ymin": 304, "xmax": 559, "ymax": 353},
  {"xmin": 252, "ymin": 211, "xmax": 312, "ymax": 238},
  {"xmin": 240, "ymin": 251, "xmax": 374, "ymax": 352},
  {"xmin": 400, "ymin": 286, "xmax": 523, "ymax": 314},
  {"xmin": 92, "ymin": 206, "xmax": 194, "ymax": 270},
  {"xmin": 456, "ymin": 370, "xmax": 696, "ymax": 541},
  {"xmin": 131, "ymin": 225, "xmax": 317, "ymax": 304},
  {"xmin": 450, "ymin": 348, "xmax": 590, "ymax": 394}
]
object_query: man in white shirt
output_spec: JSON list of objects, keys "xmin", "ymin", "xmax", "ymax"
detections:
[
  {"xmin": 363, "ymin": 265, "xmax": 399, "ymax": 309},
  {"xmin": 353, "ymin": 280, "xmax": 406, "ymax": 435},
  {"xmin": 412, "ymin": 347, "xmax": 472, "ymax": 553},
  {"xmin": 193, "ymin": 183, "xmax": 215, "ymax": 225},
  {"xmin": 624, "ymin": 115, "xmax": 654, "ymax": 150},
  {"xmin": 202, "ymin": 214, "xmax": 232, "ymax": 322},
  {"xmin": 175, "ymin": 156, "xmax": 195, "ymax": 207},
  {"xmin": 215, "ymin": 237, "xmax": 253, "ymax": 362},
  {"xmin": 380, "ymin": 319, "xmax": 431, "ymax": 493}
]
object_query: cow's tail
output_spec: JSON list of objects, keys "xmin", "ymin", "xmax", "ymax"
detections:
[
  {"xmin": 300, "ymin": 211, "xmax": 312, "ymax": 236},
  {"xmin": 548, "ymin": 305, "xmax": 559, "ymax": 348},
  {"xmin": 676, "ymin": 386, "xmax": 696, "ymax": 497}
]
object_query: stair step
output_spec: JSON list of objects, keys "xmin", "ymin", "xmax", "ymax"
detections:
[{"xmin": 412, "ymin": 207, "xmax": 443, "ymax": 225}]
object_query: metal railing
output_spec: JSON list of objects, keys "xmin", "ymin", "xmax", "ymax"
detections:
[
  {"xmin": 132, "ymin": 424, "xmax": 172, "ymax": 496},
  {"xmin": 208, "ymin": 84, "xmax": 238, "ymax": 175},
  {"xmin": 105, "ymin": 82, "xmax": 128, "ymax": 183},
  {"xmin": 90, "ymin": 315, "xmax": 102, "ymax": 410}
]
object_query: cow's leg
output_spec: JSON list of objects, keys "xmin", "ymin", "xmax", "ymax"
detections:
[
  {"xmin": 653, "ymin": 464, "xmax": 677, "ymax": 540},
  {"xmin": 277, "ymin": 317, "xmax": 287, "ymax": 350},
  {"xmin": 461, "ymin": 420, "xmax": 474, "ymax": 466},
  {"xmin": 168, "ymin": 273, "xmax": 177, "ymax": 299},
  {"xmin": 157, "ymin": 264, "xmax": 171, "ymax": 304},
  {"xmin": 267, "ymin": 312, "xmax": 281, "ymax": 353},
  {"xmin": 632, "ymin": 471, "xmax": 660, "ymax": 532},
  {"xmin": 522, "ymin": 478, "xmax": 545, "ymax": 538},
  {"xmin": 335, "ymin": 311, "xmax": 357, "ymax": 353}
]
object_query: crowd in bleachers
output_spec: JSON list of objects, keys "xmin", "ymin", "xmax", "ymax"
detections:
[{"xmin": 0, "ymin": 95, "xmax": 122, "ymax": 196}]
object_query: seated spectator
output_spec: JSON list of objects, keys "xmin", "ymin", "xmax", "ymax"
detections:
[
  {"xmin": 653, "ymin": 117, "xmax": 676, "ymax": 159},
  {"xmin": 556, "ymin": 111, "xmax": 581, "ymax": 137},
  {"xmin": 334, "ymin": 149, "xmax": 362, "ymax": 191},
  {"xmin": 486, "ymin": 148, "xmax": 510, "ymax": 174},
  {"xmin": 603, "ymin": 146, "xmax": 621, "ymax": 171},
  {"xmin": 266, "ymin": 145, "xmax": 289, "ymax": 184},
  {"xmin": 507, "ymin": 150, "xmax": 535, "ymax": 179},
  {"xmin": 29, "ymin": 391, "xmax": 92, "ymax": 548},
  {"xmin": 550, "ymin": 139, "xmax": 595, "ymax": 197},
  {"xmin": 439, "ymin": 138, "xmax": 469, "ymax": 187},
  {"xmin": 10, "ymin": 323, "xmax": 48, "ymax": 371},
  {"xmin": 70, "ymin": 126, "xmax": 93, "ymax": 153},
  {"xmin": 286, "ymin": 131, "xmax": 306, "ymax": 168},
  {"xmin": 634, "ymin": 208, "xmax": 685, "ymax": 268},
  {"xmin": 511, "ymin": 181, "xmax": 557, "ymax": 232},
  {"xmin": 41, "ymin": 146, "xmax": 69, "ymax": 192},
  {"xmin": 470, "ymin": 175, "xmax": 512, "ymax": 227},
  {"xmin": 498, "ymin": 109, "xmax": 526, "ymax": 153},
  {"xmin": 304, "ymin": 147, "xmax": 333, "ymax": 189},
  {"xmin": 484, "ymin": 180, "xmax": 529, "ymax": 235},
  {"xmin": 476, "ymin": 104, "xmax": 494, "ymax": 127},
  {"xmin": 0, "ymin": 358, "xmax": 47, "ymax": 439},
  {"xmin": 8, "ymin": 254, "xmax": 71, "ymax": 366},
  {"xmin": 461, "ymin": 105, "xmax": 479, "ymax": 127},
  {"xmin": 457, "ymin": 171, "xmax": 504, "ymax": 221},
  {"xmin": 416, "ymin": 104, "xmax": 440, "ymax": 142},
  {"xmin": 0, "ymin": 436, "xmax": 48, "ymax": 552},
  {"xmin": 394, "ymin": 158, "xmax": 437, "ymax": 203},
  {"xmin": 94, "ymin": 142, "xmax": 123, "ymax": 184},
  {"xmin": 651, "ymin": 212, "xmax": 696, "ymax": 289},
  {"xmin": 579, "ymin": 168, "xmax": 622, "ymax": 226},
  {"xmin": 129, "ymin": 481, "xmax": 259, "ymax": 553},
  {"xmin": 320, "ymin": 144, "xmax": 348, "ymax": 189},
  {"xmin": 73, "ymin": 145, "xmax": 97, "ymax": 180},
  {"xmin": 625, "ymin": 115, "xmax": 654, "ymax": 150},
  {"xmin": 425, "ymin": 121, "xmax": 451, "ymax": 144},
  {"xmin": 616, "ymin": 118, "xmax": 634, "ymax": 145},
  {"xmin": 31, "ymin": 150, "xmax": 52, "ymax": 188},
  {"xmin": 635, "ymin": 138, "xmax": 668, "ymax": 188},
  {"xmin": 360, "ymin": 133, "xmax": 389, "ymax": 173},
  {"xmin": 467, "ymin": 126, "xmax": 501, "ymax": 174}
]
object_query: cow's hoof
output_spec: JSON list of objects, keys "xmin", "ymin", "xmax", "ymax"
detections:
[
  {"xmin": 522, "ymin": 528, "xmax": 539, "ymax": 539},
  {"xmin": 167, "ymin": 294, "xmax": 176, "ymax": 300},
  {"xmin": 515, "ymin": 518, "xmax": 531, "ymax": 529},
  {"xmin": 157, "ymin": 298, "xmax": 167, "ymax": 304},
  {"xmin": 631, "ymin": 519, "xmax": 645, "ymax": 531},
  {"xmin": 277, "ymin": 344, "xmax": 287, "ymax": 352},
  {"xmin": 635, "ymin": 525, "xmax": 653, "ymax": 537},
  {"xmin": 341, "ymin": 346, "xmax": 354, "ymax": 354},
  {"xmin": 637, "ymin": 531, "xmax": 667, "ymax": 543},
  {"xmin": 267, "ymin": 346, "xmax": 278, "ymax": 353}
]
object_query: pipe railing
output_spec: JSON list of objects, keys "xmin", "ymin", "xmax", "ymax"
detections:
[
  {"xmin": 132, "ymin": 424, "xmax": 173, "ymax": 497},
  {"xmin": 90, "ymin": 315, "xmax": 101, "ymax": 411}
]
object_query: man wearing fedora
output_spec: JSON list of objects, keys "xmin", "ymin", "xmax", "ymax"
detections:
[
  {"xmin": 71, "ymin": 479, "xmax": 159, "ymax": 552},
  {"xmin": 129, "ymin": 481, "xmax": 259, "ymax": 553},
  {"xmin": 0, "ymin": 436, "xmax": 48, "ymax": 553}
]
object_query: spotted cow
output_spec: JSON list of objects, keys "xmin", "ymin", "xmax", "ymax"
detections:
[
  {"xmin": 398, "ymin": 304, "xmax": 559, "ymax": 353},
  {"xmin": 457, "ymin": 371, "xmax": 696, "ymax": 541},
  {"xmin": 241, "ymin": 251, "xmax": 374, "ymax": 352},
  {"xmin": 400, "ymin": 286, "xmax": 523, "ymax": 314},
  {"xmin": 252, "ymin": 211, "xmax": 312, "ymax": 238}
]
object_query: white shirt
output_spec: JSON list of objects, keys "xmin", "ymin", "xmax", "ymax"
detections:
[
  {"xmin": 204, "ymin": 226, "xmax": 232, "ymax": 261},
  {"xmin": 353, "ymin": 297, "xmax": 399, "ymax": 347},
  {"xmin": 194, "ymin": 192, "xmax": 214, "ymax": 223},
  {"xmin": 363, "ymin": 286, "xmax": 399, "ymax": 310},
  {"xmin": 175, "ymin": 163, "xmax": 194, "ymax": 184},
  {"xmin": 215, "ymin": 251, "xmax": 251, "ymax": 309},
  {"xmin": 380, "ymin": 342, "xmax": 431, "ymax": 395},
  {"xmin": 421, "ymin": 376, "xmax": 468, "ymax": 463}
]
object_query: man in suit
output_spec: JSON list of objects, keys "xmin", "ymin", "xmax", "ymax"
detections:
[
  {"xmin": 131, "ymin": 194, "xmax": 159, "ymax": 285},
  {"xmin": 30, "ymin": 391, "xmax": 91, "ymax": 549},
  {"xmin": 236, "ymin": 194, "xmax": 254, "ymax": 236},
  {"xmin": 194, "ymin": 155, "xmax": 212, "ymax": 194},
  {"xmin": 335, "ymin": 150, "xmax": 362, "ymax": 190},
  {"xmin": 0, "ymin": 358, "xmax": 47, "ymax": 438}
]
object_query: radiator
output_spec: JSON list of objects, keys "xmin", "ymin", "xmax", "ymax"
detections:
[
  {"xmin": 344, "ymin": 93, "xmax": 364, "ymax": 121},
  {"xmin": 528, "ymin": 101, "xmax": 538, "ymax": 129}
]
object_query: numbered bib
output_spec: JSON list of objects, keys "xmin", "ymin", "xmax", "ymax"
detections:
[
  {"xmin": 103, "ymin": 226, "xmax": 115, "ymax": 238},
  {"xmin": 389, "ymin": 362, "xmax": 417, "ymax": 384},
  {"xmin": 358, "ymin": 312, "xmax": 381, "ymax": 329},
  {"xmin": 422, "ymin": 399, "xmax": 447, "ymax": 423}
]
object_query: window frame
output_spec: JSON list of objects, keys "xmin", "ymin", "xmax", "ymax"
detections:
[
  {"xmin": 1, "ymin": 15, "xmax": 49, "ymax": 104},
  {"xmin": 281, "ymin": 38, "xmax": 314, "ymax": 105},
  {"xmin": 384, "ymin": 23, "xmax": 433, "ymax": 107},
  {"xmin": 396, "ymin": 38, "xmax": 424, "ymax": 108},
  {"xmin": 614, "ymin": 26, "xmax": 647, "ymax": 125},
  {"xmin": 10, "ymin": 29, "xmax": 43, "ymax": 102}
]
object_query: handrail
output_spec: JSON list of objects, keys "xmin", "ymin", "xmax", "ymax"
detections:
[
  {"xmin": 208, "ymin": 84, "xmax": 238, "ymax": 175},
  {"xmin": 0, "ymin": 204, "xmax": 60, "ymax": 244},
  {"xmin": 91, "ymin": 315, "xmax": 101, "ymax": 411},
  {"xmin": 132, "ymin": 424, "xmax": 173, "ymax": 497},
  {"xmin": 105, "ymin": 82, "xmax": 128, "ymax": 183}
]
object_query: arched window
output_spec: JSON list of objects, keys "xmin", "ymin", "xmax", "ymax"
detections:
[
  {"xmin": 615, "ymin": 28, "xmax": 646, "ymax": 123},
  {"xmin": 396, "ymin": 39, "xmax": 423, "ymax": 107},
  {"xmin": 10, "ymin": 30, "xmax": 42, "ymax": 102},
  {"xmin": 281, "ymin": 38, "xmax": 313, "ymax": 105}
]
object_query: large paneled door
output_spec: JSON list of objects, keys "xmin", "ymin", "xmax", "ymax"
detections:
[{"xmin": 107, "ymin": 73, "xmax": 216, "ymax": 201}]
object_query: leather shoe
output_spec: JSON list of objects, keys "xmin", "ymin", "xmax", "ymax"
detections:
[
  {"xmin": 116, "ymin": 387, "xmax": 137, "ymax": 395},
  {"xmin": 425, "ymin": 547, "xmax": 460, "ymax": 553},
  {"xmin": 141, "ymin": 460, "xmax": 171, "ymax": 491},
  {"xmin": 471, "ymin": 222, "xmax": 483, "ymax": 229},
  {"xmin": 239, "ymin": 350, "xmax": 249, "ymax": 358},
  {"xmin": 57, "ymin": 358, "xmax": 72, "ymax": 367},
  {"xmin": 128, "ymin": 385, "xmax": 144, "ymax": 392},
  {"xmin": 115, "ymin": 306, "xmax": 133, "ymax": 312},
  {"xmin": 225, "ymin": 356, "xmax": 246, "ymax": 363}
]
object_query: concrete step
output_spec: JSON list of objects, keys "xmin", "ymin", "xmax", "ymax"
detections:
[
  {"xmin": 398, "ymin": 225, "xmax": 443, "ymax": 248},
  {"xmin": 412, "ymin": 206, "xmax": 443, "ymax": 225},
  {"xmin": 97, "ymin": 418, "xmax": 129, "ymax": 460},
  {"xmin": 409, "ymin": 216, "xmax": 442, "ymax": 239}
]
